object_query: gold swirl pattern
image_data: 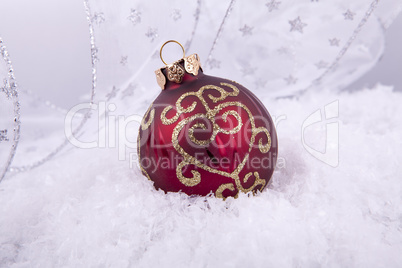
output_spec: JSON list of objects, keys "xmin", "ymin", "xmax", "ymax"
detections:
[
  {"xmin": 138, "ymin": 104, "xmax": 155, "ymax": 181},
  {"xmin": 216, "ymin": 183, "xmax": 236, "ymax": 199},
  {"xmin": 160, "ymin": 82, "xmax": 272, "ymax": 198},
  {"xmin": 141, "ymin": 105, "xmax": 155, "ymax": 131},
  {"xmin": 138, "ymin": 134, "xmax": 151, "ymax": 181}
]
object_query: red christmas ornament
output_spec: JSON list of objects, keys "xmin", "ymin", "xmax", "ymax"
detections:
[{"xmin": 138, "ymin": 40, "xmax": 278, "ymax": 199}]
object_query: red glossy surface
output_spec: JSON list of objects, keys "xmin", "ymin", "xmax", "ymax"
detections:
[{"xmin": 138, "ymin": 69, "xmax": 278, "ymax": 198}]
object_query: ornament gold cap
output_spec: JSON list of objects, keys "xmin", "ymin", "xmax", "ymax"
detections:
[{"xmin": 155, "ymin": 40, "xmax": 202, "ymax": 90}]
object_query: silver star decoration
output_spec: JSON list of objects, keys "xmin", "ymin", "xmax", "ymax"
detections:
[
  {"xmin": 121, "ymin": 84, "xmax": 137, "ymax": 99},
  {"xmin": 311, "ymin": 78, "xmax": 321, "ymax": 86},
  {"xmin": 289, "ymin": 16, "xmax": 307, "ymax": 33},
  {"xmin": 92, "ymin": 12, "xmax": 105, "ymax": 25},
  {"xmin": 128, "ymin": 9, "xmax": 141, "ymax": 26},
  {"xmin": 266, "ymin": 0, "xmax": 281, "ymax": 12},
  {"xmin": 120, "ymin": 56, "xmax": 128, "ymax": 66},
  {"xmin": 208, "ymin": 59, "xmax": 221, "ymax": 69},
  {"xmin": 255, "ymin": 78, "xmax": 267, "ymax": 89},
  {"xmin": 171, "ymin": 9, "xmax": 182, "ymax": 21},
  {"xmin": 0, "ymin": 129, "xmax": 9, "ymax": 142},
  {"xmin": 284, "ymin": 75, "xmax": 297, "ymax": 85},
  {"xmin": 1, "ymin": 49, "xmax": 6, "ymax": 58},
  {"xmin": 343, "ymin": 9, "xmax": 355, "ymax": 20},
  {"xmin": 1, "ymin": 79, "xmax": 11, "ymax": 99},
  {"xmin": 315, "ymin": 60, "xmax": 329, "ymax": 69},
  {"xmin": 241, "ymin": 63, "xmax": 256, "ymax": 76},
  {"xmin": 91, "ymin": 47, "xmax": 99, "ymax": 65},
  {"xmin": 145, "ymin": 27, "xmax": 158, "ymax": 42},
  {"xmin": 239, "ymin": 24, "xmax": 253, "ymax": 37},
  {"xmin": 106, "ymin": 86, "xmax": 119, "ymax": 101},
  {"xmin": 329, "ymin": 38, "xmax": 340, "ymax": 47}
]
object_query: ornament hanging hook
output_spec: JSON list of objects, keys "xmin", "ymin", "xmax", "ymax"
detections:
[{"xmin": 159, "ymin": 40, "xmax": 185, "ymax": 65}]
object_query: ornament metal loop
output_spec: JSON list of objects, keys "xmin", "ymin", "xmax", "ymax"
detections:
[{"xmin": 159, "ymin": 40, "xmax": 185, "ymax": 65}]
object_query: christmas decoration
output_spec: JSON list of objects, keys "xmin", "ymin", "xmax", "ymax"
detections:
[
  {"xmin": 0, "ymin": 37, "xmax": 20, "ymax": 182},
  {"xmin": 137, "ymin": 40, "xmax": 278, "ymax": 199}
]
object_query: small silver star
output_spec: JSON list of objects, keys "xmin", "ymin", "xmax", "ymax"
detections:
[
  {"xmin": 0, "ymin": 129, "xmax": 9, "ymax": 142},
  {"xmin": 171, "ymin": 9, "xmax": 182, "ymax": 21},
  {"xmin": 241, "ymin": 63, "xmax": 256, "ymax": 76},
  {"xmin": 120, "ymin": 56, "xmax": 128, "ymax": 66},
  {"xmin": 1, "ymin": 79, "xmax": 11, "ymax": 99},
  {"xmin": 208, "ymin": 59, "xmax": 221, "ymax": 69},
  {"xmin": 106, "ymin": 86, "xmax": 119, "ymax": 101},
  {"xmin": 289, "ymin": 16, "xmax": 307, "ymax": 33},
  {"xmin": 343, "ymin": 9, "xmax": 355, "ymax": 20},
  {"xmin": 239, "ymin": 24, "xmax": 253, "ymax": 36},
  {"xmin": 1, "ymin": 50, "xmax": 6, "ymax": 59},
  {"xmin": 92, "ymin": 12, "xmax": 105, "ymax": 25},
  {"xmin": 128, "ymin": 9, "xmax": 141, "ymax": 26},
  {"xmin": 329, "ymin": 38, "xmax": 340, "ymax": 47},
  {"xmin": 284, "ymin": 75, "xmax": 297, "ymax": 85},
  {"xmin": 266, "ymin": 0, "xmax": 281, "ymax": 12},
  {"xmin": 315, "ymin": 60, "xmax": 329, "ymax": 69},
  {"xmin": 91, "ymin": 47, "xmax": 99, "ymax": 64},
  {"xmin": 255, "ymin": 78, "xmax": 267, "ymax": 89},
  {"xmin": 145, "ymin": 27, "xmax": 158, "ymax": 42},
  {"xmin": 121, "ymin": 84, "xmax": 137, "ymax": 99}
]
